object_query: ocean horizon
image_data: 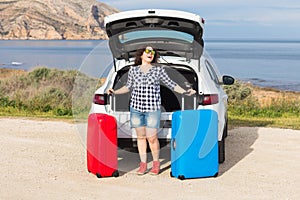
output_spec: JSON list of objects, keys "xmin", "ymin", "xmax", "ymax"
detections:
[{"xmin": 1, "ymin": 39, "xmax": 300, "ymax": 92}]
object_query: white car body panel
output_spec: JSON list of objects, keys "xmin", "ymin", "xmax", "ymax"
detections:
[{"xmin": 104, "ymin": 9, "xmax": 204, "ymax": 30}]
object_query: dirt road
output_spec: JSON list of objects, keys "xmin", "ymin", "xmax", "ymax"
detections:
[{"xmin": 0, "ymin": 118, "xmax": 299, "ymax": 200}]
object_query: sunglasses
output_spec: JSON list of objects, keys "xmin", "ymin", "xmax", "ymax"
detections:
[{"xmin": 144, "ymin": 49, "xmax": 156, "ymax": 55}]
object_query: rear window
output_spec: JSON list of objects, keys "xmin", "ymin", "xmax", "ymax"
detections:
[
  {"xmin": 118, "ymin": 30, "xmax": 194, "ymax": 43},
  {"xmin": 205, "ymin": 60, "xmax": 219, "ymax": 85}
]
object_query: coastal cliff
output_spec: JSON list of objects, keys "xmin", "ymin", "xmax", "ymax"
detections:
[{"xmin": 0, "ymin": 0, "xmax": 119, "ymax": 40}]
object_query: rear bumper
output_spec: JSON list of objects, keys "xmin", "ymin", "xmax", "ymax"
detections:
[{"xmin": 118, "ymin": 138, "xmax": 170, "ymax": 149}]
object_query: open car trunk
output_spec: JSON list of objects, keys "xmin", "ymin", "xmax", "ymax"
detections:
[
  {"xmin": 111, "ymin": 64, "xmax": 198, "ymax": 112},
  {"xmin": 104, "ymin": 9, "xmax": 205, "ymax": 65}
]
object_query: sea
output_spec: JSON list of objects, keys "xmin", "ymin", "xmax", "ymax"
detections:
[{"xmin": 1, "ymin": 39, "xmax": 300, "ymax": 92}]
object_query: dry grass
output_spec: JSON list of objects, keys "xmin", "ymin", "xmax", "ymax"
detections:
[
  {"xmin": 0, "ymin": 68, "xmax": 26, "ymax": 79},
  {"xmin": 251, "ymin": 85, "xmax": 300, "ymax": 107}
]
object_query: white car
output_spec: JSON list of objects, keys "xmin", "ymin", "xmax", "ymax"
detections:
[{"xmin": 89, "ymin": 9, "xmax": 234, "ymax": 163}]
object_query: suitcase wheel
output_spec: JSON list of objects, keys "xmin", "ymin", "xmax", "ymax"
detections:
[
  {"xmin": 213, "ymin": 172, "xmax": 218, "ymax": 177},
  {"xmin": 112, "ymin": 170, "xmax": 119, "ymax": 177},
  {"xmin": 170, "ymin": 171, "xmax": 174, "ymax": 177},
  {"xmin": 96, "ymin": 173, "xmax": 102, "ymax": 178},
  {"xmin": 178, "ymin": 175, "xmax": 185, "ymax": 180}
]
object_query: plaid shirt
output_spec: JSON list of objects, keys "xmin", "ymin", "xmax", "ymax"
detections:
[{"xmin": 126, "ymin": 65, "xmax": 176, "ymax": 112}]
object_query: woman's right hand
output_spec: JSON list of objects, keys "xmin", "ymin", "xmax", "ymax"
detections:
[
  {"xmin": 106, "ymin": 86, "xmax": 129, "ymax": 95},
  {"xmin": 107, "ymin": 88, "xmax": 115, "ymax": 94}
]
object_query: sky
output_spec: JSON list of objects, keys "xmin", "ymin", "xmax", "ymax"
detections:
[{"xmin": 99, "ymin": 0, "xmax": 300, "ymax": 40}]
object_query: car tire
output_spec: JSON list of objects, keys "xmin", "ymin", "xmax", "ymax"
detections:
[
  {"xmin": 218, "ymin": 138, "xmax": 225, "ymax": 164},
  {"xmin": 223, "ymin": 118, "xmax": 228, "ymax": 138}
]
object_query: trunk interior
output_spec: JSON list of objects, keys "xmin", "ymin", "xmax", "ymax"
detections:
[{"xmin": 111, "ymin": 64, "xmax": 198, "ymax": 112}]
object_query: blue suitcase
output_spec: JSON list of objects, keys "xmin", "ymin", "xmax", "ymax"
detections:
[{"xmin": 170, "ymin": 109, "xmax": 218, "ymax": 180}]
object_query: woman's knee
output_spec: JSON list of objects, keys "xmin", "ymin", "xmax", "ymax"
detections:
[{"xmin": 147, "ymin": 135, "xmax": 158, "ymax": 144}]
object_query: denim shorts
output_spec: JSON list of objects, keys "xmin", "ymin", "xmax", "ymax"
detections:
[{"xmin": 130, "ymin": 107, "xmax": 161, "ymax": 129}]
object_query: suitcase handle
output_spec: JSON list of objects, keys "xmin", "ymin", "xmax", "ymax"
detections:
[
  {"xmin": 108, "ymin": 94, "xmax": 116, "ymax": 112},
  {"xmin": 181, "ymin": 92, "xmax": 204, "ymax": 110},
  {"xmin": 172, "ymin": 139, "xmax": 176, "ymax": 150},
  {"xmin": 181, "ymin": 93, "xmax": 197, "ymax": 110}
]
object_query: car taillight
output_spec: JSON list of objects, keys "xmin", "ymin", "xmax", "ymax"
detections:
[
  {"xmin": 93, "ymin": 94, "xmax": 108, "ymax": 105},
  {"xmin": 202, "ymin": 94, "xmax": 219, "ymax": 105}
]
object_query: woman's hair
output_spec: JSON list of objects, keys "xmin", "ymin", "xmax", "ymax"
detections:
[{"xmin": 134, "ymin": 45, "xmax": 159, "ymax": 65}]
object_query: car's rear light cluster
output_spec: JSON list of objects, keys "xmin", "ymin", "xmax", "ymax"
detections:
[
  {"xmin": 201, "ymin": 94, "xmax": 219, "ymax": 105},
  {"xmin": 93, "ymin": 94, "xmax": 108, "ymax": 105}
]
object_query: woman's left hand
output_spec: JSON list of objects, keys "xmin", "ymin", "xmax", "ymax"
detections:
[{"xmin": 186, "ymin": 88, "xmax": 196, "ymax": 96}]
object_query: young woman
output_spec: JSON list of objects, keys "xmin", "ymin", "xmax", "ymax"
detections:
[{"xmin": 107, "ymin": 46, "xmax": 195, "ymax": 175}]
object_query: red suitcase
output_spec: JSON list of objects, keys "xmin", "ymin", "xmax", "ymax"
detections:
[{"xmin": 87, "ymin": 113, "xmax": 119, "ymax": 178}]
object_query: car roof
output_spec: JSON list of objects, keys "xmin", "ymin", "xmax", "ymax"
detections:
[{"xmin": 104, "ymin": 9, "xmax": 205, "ymax": 61}]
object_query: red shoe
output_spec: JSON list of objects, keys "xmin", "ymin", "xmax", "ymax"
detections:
[
  {"xmin": 150, "ymin": 161, "xmax": 160, "ymax": 175},
  {"xmin": 136, "ymin": 162, "xmax": 147, "ymax": 175}
]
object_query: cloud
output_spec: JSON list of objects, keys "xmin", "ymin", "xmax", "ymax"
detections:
[
  {"xmin": 100, "ymin": 0, "xmax": 300, "ymax": 38},
  {"xmin": 101, "ymin": 0, "xmax": 300, "ymax": 22},
  {"xmin": 101, "ymin": 0, "xmax": 300, "ymax": 9}
]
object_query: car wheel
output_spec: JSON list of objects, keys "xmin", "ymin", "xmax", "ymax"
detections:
[
  {"xmin": 223, "ymin": 119, "xmax": 228, "ymax": 138},
  {"xmin": 218, "ymin": 138, "xmax": 225, "ymax": 164}
]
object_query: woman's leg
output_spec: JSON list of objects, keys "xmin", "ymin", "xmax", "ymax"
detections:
[
  {"xmin": 135, "ymin": 126, "xmax": 147, "ymax": 163},
  {"xmin": 146, "ymin": 128, "xmax": 160, "ymax": 161},
  {"xmin": 146, "ymin": 128, "xmax": 160, "ymax": 175},
  {"xmin": 135, "ymin": 126, "xmax": 148, "ymax": 175},
  {"xmin": 145, "ymin": 109, "xmax": 161, "ymax": 162}
]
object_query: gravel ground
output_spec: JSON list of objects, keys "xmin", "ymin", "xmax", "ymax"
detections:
[{"xmin": 0, "ymin": 118, "xmax": 299, "ymax": 200}]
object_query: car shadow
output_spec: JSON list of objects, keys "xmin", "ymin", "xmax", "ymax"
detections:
[
  {"xmin": 218, "ymin": 127, "xmax": 259, "ymax": 176},
  {"xmin": 117, "ymin": 144, "xmax": 171, "ymax": 176},
  {"xmin": 117, "ymin": 148, "xmax": 140, "ymax": 176},
  {"xmin": 117, "ymin": 127, "xmax": 259, "ymax": 177}
]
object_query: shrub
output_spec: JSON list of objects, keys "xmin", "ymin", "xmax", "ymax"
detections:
[
  {"xmin": 0, "ymin": 67, "xmax": 100, "ymax": 117},
  {"xmin": 29, "ymin": 67, "xmax": 51, "ymax": 81},
  {"xmin": 223, "ymin": 80, "xmax": 252, "ymax": 102},
  {"xmin": 225, "ymin": 81, "xmax": 300, "ymax": 118}
]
